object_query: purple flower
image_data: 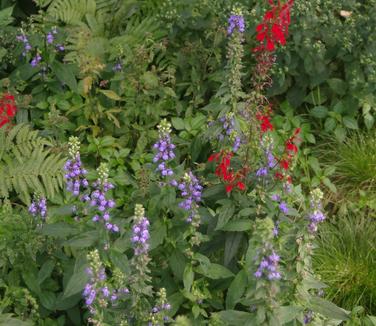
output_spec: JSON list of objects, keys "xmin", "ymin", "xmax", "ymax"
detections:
[
  {"xmin": 131, "ymin": 204, "xmax": 150, "ymax": 256},
  {"xmin": 64, "ymin": 154, "xmax": 88, "ymax": 196},
  {"xmin": 30, "ymin": 54, "xmax": 42, "ymax": 67},
  {"xmin": 153, "ymin": 119, "xmax": 175, "ymax": 178},
  {"xmin": 113, "ymin": 62, "xmax": 122, "ymax": 72},
  {"xmin": 16, "ymin": 32, "xmax": 32, "ymax": 56},
  {"xmin": 227, "ymin": 13, "xmax": 245, "ymax": 35},
  {"xmin": 256, "ymin": 167, "xmax": 268, "ymax": 177},
  {"xmin": 279, "ymin": 201, "xmax": 288, "ymax": 214},
  {"xmin": 254, "ymin": 250, "xmax": 282, "ymax": 281},
  {"xmin": 46, "ymin": 32, "xmax": 54, "ymax": 44},
  {"xmin": 28, "ymin": 197, "xmax": 47, "ymax": 220},
  {"xmin": 308, "ymin": 189, "xmax": 325, "ymax": 234},
  {"xmin": 177, "ymin": 172, "xmax": 202, "ymax": 220}
]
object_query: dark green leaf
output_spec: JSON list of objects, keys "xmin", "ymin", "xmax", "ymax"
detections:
[
  {"xmin": 226, "ymin": 269, "xmax": 247, "ymax": 309},
  {"xmin": 51, "ymin": 62, "xmax": 77, "ymax": 92}
]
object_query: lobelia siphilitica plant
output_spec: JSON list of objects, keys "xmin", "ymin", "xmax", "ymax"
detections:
[{"xmin": 16, "ymin": 25, "xmax": 65, "ymax": 72}]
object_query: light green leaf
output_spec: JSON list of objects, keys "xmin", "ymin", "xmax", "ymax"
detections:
[{"xmin": 99, "ymin": 89, "xmax": 122, "ymax": 101}]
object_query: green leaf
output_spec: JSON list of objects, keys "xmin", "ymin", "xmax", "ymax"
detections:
[
  {"xmin": 226, "ymin": 269, "xmax": 247, "ymax": 309},
  {"xmin": 0, "ymin": 6, "xmax": 14, "ymax": 26},
  {"xmin": 224, "ymin": 233, "xmax": 242, "ymax": 265},
  {"xmin": 215, "ymin": 204, "xmax": 235, "ymax": 230},
  {"xmin": 364, "ymin": 113, "xmax": 375, "ymax": 130},
  {"xmin": 23, "ymin": 268, "xmax": 41, "ymax": 295},
  {"xmin": 218, "ymin": 310, "xmax": 255, "ymax": 325},
  {"xmin": 221, "ymin": 220, "xmax": 252, "ymax": 232},
  {"xmin": 63, "ymin": 268, "xmax": 89, "ymax": 299},
  {"xmin": 0, "ymin": 314, "xmax": 32, "ymax": 326},
  {"xmin": 39, "ymin": 291, "xmax": 56, "ymax": 310},
  {"xmin": 328, "ymin": 78, "xmax": 346, "ymax": 95},
  {"xmin": 309, "ymin": 297, "xmax": 350, "ymax": 321},
  {"xmin": 343, "ymin": 116, "xmax": 358, "ymax": 130},
  {"xmin": 196, "ymin": 263, "xmax": 234, "ymax": 279},
  {"xmin": 64, "ymin": 231, "xmax": 98, "ymax": 248},
  {"xmin": 334, "ymin": 126, "xmax": 346, "ymax": 142},
  {"xmin": 183, "ymin": 265, "xmax": 194, "ymax": 292},
  {"xmin": 109, "ymin": 249, "xmax": 130, "ymax": 274},
  {"xmin": 324, "ymin": 117, "xmax": 336, "ymax": 132},
  {"xmin": 41, "ymin": 223, "xmax": 78, "ymax": 238},
  {"xmin": 171, "ymin": 117, "xmax": 185, "ymax": 130},
  {"xmin": 38, "ymin": 260, "xmax": 55, "ymax": 284},
  {"xmin": 322, "ymin": 177, "xmax": 337, "ymax": 193},
  {"xmin": 310, "ymin": 106, "xmax": 328, "ymax": 119},
  {"xmin": 99, "ymin": 89, "xmax": 122, "ymax": 101},
  {"xmin": 51, "ymin": 62, "xmax": 77, "ymax": 92},
  {"xmin": 275, "ymin": 306, "xmax": 303, "ymax": 323}
]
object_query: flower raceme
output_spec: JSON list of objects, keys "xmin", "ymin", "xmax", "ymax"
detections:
[
  {"xmin": 0, "ymin": 93, "xmax": 17, "ymax": 128},
  {"xmin": 254, "ymin": 0, "xmax": 294, "ymax": 52}
]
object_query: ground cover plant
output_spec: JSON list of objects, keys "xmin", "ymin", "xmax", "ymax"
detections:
[{"xmin": 0, "ymin": 0, "xmax": 376, "ymax": 325}]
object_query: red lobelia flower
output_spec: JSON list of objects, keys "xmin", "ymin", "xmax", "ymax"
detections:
[
  {"xmin": 0, "ymin": 93, "xmax": 17, "ymax": 128},
  {"xmin": 254, "ymin": 0, "xmax": 294, "ymax": 53}
]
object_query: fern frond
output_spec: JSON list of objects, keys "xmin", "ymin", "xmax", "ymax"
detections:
[
  {"xmin": 0, "ymin": 124, "xmax": 65, "ymax": 204},
  {"xmin": 47, "ymin": 0, "xmax": 96, "ymax": 24}
]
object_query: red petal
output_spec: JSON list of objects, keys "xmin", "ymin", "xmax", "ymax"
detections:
[
  {"xmin": 237, "ymin": 182, "xmax": 246, "ymax": 190},
  {"xmin": 225, "ymin": 185, "xmax": 234, "ymax": 193},
  {"xmin": 266, "ymin": 38, "xmax": 275, "ymax": 51}
]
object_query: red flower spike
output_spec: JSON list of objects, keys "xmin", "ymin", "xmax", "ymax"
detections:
[
  {"xmin": 0, "ymin": 93, "xmax": 17, "ymax": 129},
  {"xmin": 253, "ymin": 0, "xmax": 294, "ymax": 53}
]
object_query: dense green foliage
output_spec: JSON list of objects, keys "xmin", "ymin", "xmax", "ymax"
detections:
[{"xmin": 0, "ymin": 0, "xmax": 375, "ymax": 325}]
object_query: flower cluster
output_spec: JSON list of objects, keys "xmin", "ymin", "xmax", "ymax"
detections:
[
  {"xmin": 0, "ymin": 93, "xmax": 17, "ymax": 128},
  {"xmin": 254, "ymin": 250, "xmax": 282, "ymax": 280},
  {"xmin": 308, "ymin": 188, "xmax": 325, "ymax": 233},
  {"xmin": 64, "ymin": 136, "xmax": 89, "ymax": 196},
  {"xmin": 208, "ymin": 151, "xmax": 246, "ymax": 193},
  {"xmin": 46, "ymin": 27, "xmax": 64, "ymax": 51},
  {"xmin": 153, "ymin": 119, "xmax": 175, "ymax": 177},
  {"xmin": 256, "ymin": 111, "xmax": 273, "ymax": 133},
  {"xmin": 83, "ymin": 250, "xmax": 129, "ymax": 320},
  {"xmin": 131, "ymin": 204, "xmax": 150, "ymax": 256},
  {"xmin": 227, "ymin": 8, "xmax": 245, "ymax": 35},
  {"xmin": 254, "ymin": 0, "xmax": 294, "ymax": 52},
  {"xmin": 82, "ymin": 163, "xmax": 118, "ymax": 232},
  {"xmin": 275, "ymin": 127, "xmax": 301, "ymax": 183},
  {"xmin": 28, "ymin": 197, "xmax": 47, "ymax": 220},
  {"xmin": 148, "ymin": 288, "xmax": 171, "ymax": 326},
  {"xmin": 16, "ymin": 32, "xmax": 32, "ymax": 56},
  {"xmin": 177, "ymin": 172, "xmax": 202, "ymax": 221}
]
